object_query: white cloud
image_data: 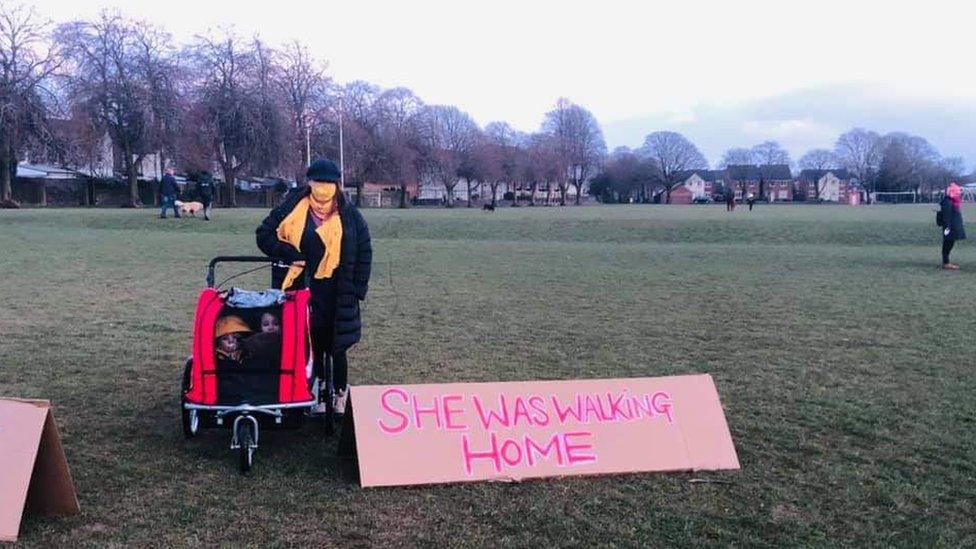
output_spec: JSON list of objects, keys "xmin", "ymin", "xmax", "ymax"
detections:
[{"xmin": 741, "ymin": 119, "xmax": 837, "ymax": 142}]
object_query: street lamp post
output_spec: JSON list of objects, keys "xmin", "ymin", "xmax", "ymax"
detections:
[{"xmin": 338, "ymin": 95, "xmax": 345, "ymax": 188}]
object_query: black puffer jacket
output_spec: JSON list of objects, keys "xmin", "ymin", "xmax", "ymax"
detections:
[
  {"xmin": 255, "ymin": 188, "xmax": 372, "ymax": 352},
  {"xmin": 940, "ymin": 196, "xmax": 966, "ymax": 240},
  {"xmin": 196, "ymin": 173, "xmax": 214, "ymax": 204}
]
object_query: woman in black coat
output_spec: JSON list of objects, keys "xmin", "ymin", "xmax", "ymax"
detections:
[
  {"xmin": 255, "ymin": 159, "xmax": 372, "ymax": 412},
  {"xmin": 940, "ymin": 183, "xmax": 965, "ymax": 269}
]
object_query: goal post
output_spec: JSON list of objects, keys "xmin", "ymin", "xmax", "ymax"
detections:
[{"xmin": 870, "ymin": 191, "xmax": 918, "ymax": 204}]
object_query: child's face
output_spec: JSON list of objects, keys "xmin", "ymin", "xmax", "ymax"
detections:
[
  {"xmin": 261, "ymin": 313, "xmax": 280, "ymax": 334},
  {"xmin": 217, "ymin": 333, "xmax": 240, "ymax": 354}
]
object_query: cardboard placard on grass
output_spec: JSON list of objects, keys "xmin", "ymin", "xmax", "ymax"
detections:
[
  {"xmin": 338, "ymin": 374, "xmax": 739, "ymax": 488},
  {"xmin": 0, "ymin": 399, "xmax": 79, "ymax": 542}
]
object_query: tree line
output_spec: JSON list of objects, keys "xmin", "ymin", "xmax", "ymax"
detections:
[
  {"xmin": 0, "ymin": 5, "xmax": 606, "ymax": 207},
  {"xmin": 0, "ymin": 4, "xmax": 968, "ymax": 208}
]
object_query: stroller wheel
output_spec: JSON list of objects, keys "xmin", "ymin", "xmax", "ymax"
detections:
[
  {"xmin": 181, "ymin": 405, "xmax": 199, "ymax": 438},
  {"xmin": 236, "ymin": 420, "xmax": 255, "ymax": 473}
]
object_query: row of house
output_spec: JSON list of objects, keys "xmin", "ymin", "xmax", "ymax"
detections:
[
  {"xmin": 416, "ymin": 178, "xmax": 585, "ymax": 205},
  {"xmin": 418, "ymin": 164, "xmax": 863, "ymax": 207},
  {"xmin": 667, "ymin": 165, "xmax": 862, "ymax": 205}
]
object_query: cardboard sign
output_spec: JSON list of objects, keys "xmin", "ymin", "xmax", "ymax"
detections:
[
  {"xmin": 0, "ymin": 399, "xmax": 80, "ymax": 542},
  {"xmin": 341, "ymin": 374, "xmax": 739, "ymax": 487}
]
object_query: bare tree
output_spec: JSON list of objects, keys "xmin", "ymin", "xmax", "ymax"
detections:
[
  {"xmin": 542, "ymin": 98, "xmax": 606, "ymax": 205},
  {"xmin": 57, "ymin": 12, "xmax": 159, "ymax": 206},
  {"xmin": 751, "ymin": 140, "xmax": 790, "ymax": 200},
  {"xmin": 876, "ymin": 132, "xmax": 939, "ymax": 198},
  {"xmin": 893, "ymin": 132, "xmax": 938, "ymax": 197},
  {"xmin": 464, "ymin": 130, "xmax": 497, "ymax": 206},
  {"xmin": 250, "ymin": 38, "xmax": 287, "ymax": 178},
  {"xmin": 932, "ymin": 156, "xmax": 965, "ymax": 194},
  {"xmin": 339, "ymin": 80, "xmax": 384, "ymax": 206},
  {"xmin": 375, "ymin": 86, "xmax": 423, "ymax": 208},
  {"xmin": 718, "ymin": 147, "xmax": 753, "ymax": 169},
  {"xmin": 188, "ymin": 29, "xmax": 263, "ymax": 206},
  {"xmin": 522, "ymin": 133, "xmax": 560, "ymax": 206},
  {"xmin": 132, "ymin": 20, "xmax": 181, "ymax": 180},
  {"xmin": 484, "ymin": 121, "xmax": 523, "ymax": 207},
  {"xmin": 458, "ymin": 127, "xmax": 486, "ymax": 207},
  {"xmin": 639, "ymin": 131, "xmax": 707, "ymax": 203},
  {"xmin": 415, "ymin": 104, "xmax": 478, "ymax": 207},
  {"xmin": 175, "ymin": 99, "xmax": 216, "ymax": 175},
  {"xmin": 798, "ymin": 148, "xmax": 840, "ymax": 200},
  {"xmin": 591, "ymin": 148, "xmax": 649, "ymax": 203},
  {"xmin": 0, "ymin": 3, "xmax": 59, "ymax": 204},
  {"xmin": 278, "ymin": 41, "xmax": 329, "ymax": 182},
  {"xmin": 835, "ymin": 128, "xmax": 882, "ymax": 203}
]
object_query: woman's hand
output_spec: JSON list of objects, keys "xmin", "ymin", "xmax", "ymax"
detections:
[{"xmin": 292, "ymin": 260, "xmax": 306, "ymax": 267}]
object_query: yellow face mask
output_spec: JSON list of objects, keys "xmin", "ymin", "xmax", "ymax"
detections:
[{"xmin": 309, "ymin": 182, "xmax": 337, "ymax": 218}]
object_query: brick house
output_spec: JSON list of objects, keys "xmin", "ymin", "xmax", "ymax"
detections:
[
  {"xmin": 797, "ymin": 169, "xmax": 861, "ymax": 203},
  {"xmin": 665, "ymin": 170, "xmax": 728, "ymax": 204},
  {"xmin": 725, "ymin": 164, "xmax": 793, "ymax": 201},
  {"xmin": 667, "ymin": 184, "xmax": 695, "ymax": 204}
]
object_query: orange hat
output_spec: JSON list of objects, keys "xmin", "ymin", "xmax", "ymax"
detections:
[{"xmin": 214, "ymin": 315, "xmax": 251, "ymax": 339}]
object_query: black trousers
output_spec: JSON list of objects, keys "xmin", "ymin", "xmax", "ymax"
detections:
[
  {"xmin": 943, "ymin": 238, "xmax": 956, "ymax": 264},
  {"xmin": 311, "ymin": 323, "xmax": 348, "ymax": 392}
]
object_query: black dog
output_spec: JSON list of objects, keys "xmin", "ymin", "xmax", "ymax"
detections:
[{"xmin": 483, "ymin": 204, "xmax": 495, "ymax": 212}]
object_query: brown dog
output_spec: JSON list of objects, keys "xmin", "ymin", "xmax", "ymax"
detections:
[{"xmin": 175, "ymin": 200, "xmax": 205, "ymax": 217}]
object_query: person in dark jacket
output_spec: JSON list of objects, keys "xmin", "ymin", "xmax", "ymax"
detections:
[
  {"xmin": 196, "ymin": 171, "xmax": 215, "ymax": 220},
  {"xmin": 940, "ymin": 182, "xmax": 966, "ymax": 269},
  {"xmin": 255, "ymin": 158, "xmax": 371, "ymax": 415},
  {"xmin": 159, "ymin": 167, "xmax": 181, "ymax": 219},
  {"xmin": 725, "ymin": 189, "xmax": 736, "ymax": 212}
]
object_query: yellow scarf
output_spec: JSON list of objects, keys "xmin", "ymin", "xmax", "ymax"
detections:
[{"xmin": 276, "ymin": 183, "xmax": 342, "ymax": 290}]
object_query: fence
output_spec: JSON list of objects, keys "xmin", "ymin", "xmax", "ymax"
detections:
[
  {"xmin": 346, "ymin": 188, "xmax": 410, "ymax": 208},
  {"xmin": 11, "ymin": 178, "xmax": 158, "ymax": 206},
  {"xmin": 10, "ymin": 178, "xmax": 283, "ymax": 208}
]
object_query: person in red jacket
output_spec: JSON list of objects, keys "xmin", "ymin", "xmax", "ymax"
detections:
[{"xmin": 940, "ymin": 182, "xmax": 966, "ymax": 269}]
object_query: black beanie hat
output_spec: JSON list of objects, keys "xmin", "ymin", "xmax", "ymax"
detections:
[{"xmin": 306, "ymin": 158, "xmax": 342, "ymax": 183}]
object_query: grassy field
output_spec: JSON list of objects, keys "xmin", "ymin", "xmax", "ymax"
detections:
[{"xmin": 2, "ymin": 204, "xmax": 975, "ymax": 547}]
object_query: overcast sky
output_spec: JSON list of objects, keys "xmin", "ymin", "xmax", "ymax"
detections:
[{"xmin": 29, "ymin": 0, "xmax": 976, "ymax": 166}]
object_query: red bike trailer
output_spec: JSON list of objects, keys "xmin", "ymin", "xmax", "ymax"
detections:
[{"xmin": 180, "ymin": 256, "xmax": 336, "ymax": 473}]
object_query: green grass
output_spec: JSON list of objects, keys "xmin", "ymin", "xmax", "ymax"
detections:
[{"xmin": 2, "ymin": 204, "xmax": 975, "ymax": 547}]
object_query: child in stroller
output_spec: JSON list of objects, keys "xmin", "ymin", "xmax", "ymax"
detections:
[{"xmin": 215, "ymin": 315, "xmax": 250, "ymax": 364}]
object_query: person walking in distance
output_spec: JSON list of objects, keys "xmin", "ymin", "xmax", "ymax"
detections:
[
  {"xmin": 196, "ymin": 171, "xmax": 215, "ymax": 221},
  {"xmin": 159, "ymin": 167, "xmax": 181, "ymax": 219},
  {"xmin": 940, "ymin": 182, "xmax": 966, "ymax": 269},
  {"xmin": 725, "ymin": 189, "xmax": 736, "ymax": 212}
]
